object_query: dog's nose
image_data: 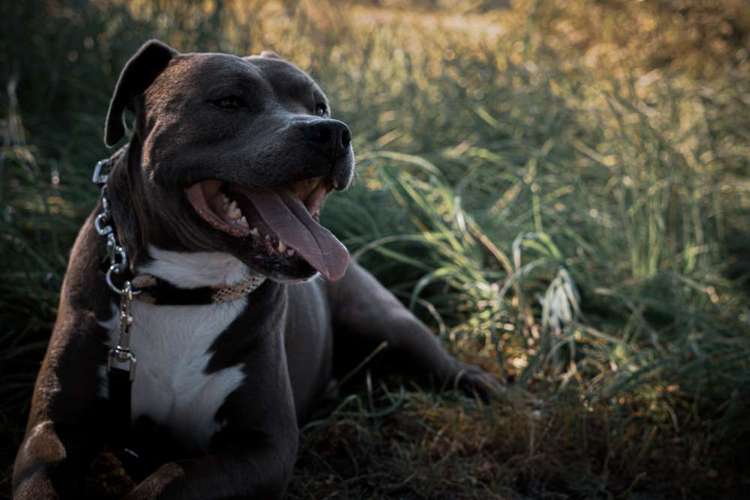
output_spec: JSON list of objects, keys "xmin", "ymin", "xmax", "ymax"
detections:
[{"xmin": 302, "ymin": 119, "xmax": 351, "ymax": 159}]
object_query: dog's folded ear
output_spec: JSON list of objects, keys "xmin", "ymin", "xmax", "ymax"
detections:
[
  {"xmin": 104, "ymin": 39, "xmax": 178, "ymax": 147},
  {"xmin": 259, "ymin": 50, "xmax": 283, "ymax": 60}
]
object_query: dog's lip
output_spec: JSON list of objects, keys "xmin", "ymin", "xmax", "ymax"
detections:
[
  {"xmin": 185, "ymin": 180, "xmax": 252, "ymax": 237},
  {"xmin": 288, "ymin": 177, "xmax": 331, "ymax": 219}
]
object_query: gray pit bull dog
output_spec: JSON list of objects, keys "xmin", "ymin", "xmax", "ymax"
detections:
[{"xmin": 12, "ymin": 40, "xmax": 501, "ymax": 499}]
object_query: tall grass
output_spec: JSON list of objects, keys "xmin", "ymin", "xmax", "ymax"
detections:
[{"xmin": 2, "ymin": 0, "xmax": 749, "ymax": 497}]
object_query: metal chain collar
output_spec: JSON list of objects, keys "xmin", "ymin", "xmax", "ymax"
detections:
[{"xmin": 92, "ymin": 158, "xmax": 137, "ymax": 380}]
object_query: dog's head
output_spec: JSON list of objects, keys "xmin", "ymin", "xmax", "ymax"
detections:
[{"xmin": 104, "ymin": 40, "xmax": 354, "ymax": 282}]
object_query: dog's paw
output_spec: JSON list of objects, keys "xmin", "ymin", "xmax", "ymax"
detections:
[
  {"xmin": 85, "ymin": 450, "xmax": 136, "ymax": 499},
  {"xmin": 121, "ymin": 463, "xmax": 185, "ymax": 500},
  {"xmin": 453, "ymin": 363, "xmax": 505, "ymax": 402}
]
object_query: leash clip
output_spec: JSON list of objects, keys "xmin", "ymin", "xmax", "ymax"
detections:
[
  {"xmin": 108, "ymin": 348, "xmax": 137, "ymax": 381},
  {"xmin": 108, "ymin": 281, "xmax": 137, "ymax": 380}
]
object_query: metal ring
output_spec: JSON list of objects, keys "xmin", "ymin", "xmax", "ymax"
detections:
[
  {"xmin": 112, "ymin": 245, "xmax": 128, "ymax": 268},
  {"xmin": 105, "ymin": 268, "xmax": 140, "ymax": 296},
  {"xmin": 106, "ymin": 265, "xmax": 125, "ymax": 294},
  {"xmin": 95, "ymin": 213, "xmax": 112, "ymax": 235},
  {"xmin": 106, "ymin": 236, "xmax": 116, "ymax": 259}
]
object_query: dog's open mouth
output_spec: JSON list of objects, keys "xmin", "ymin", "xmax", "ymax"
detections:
[{"xmin": 185, "ymin": 178, "xmax": 350, "ymax": 281}]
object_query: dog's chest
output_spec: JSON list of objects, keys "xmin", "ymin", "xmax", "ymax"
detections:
[
  {"xmin": 102, "ymin": 299, "xmax": 246, "ymax": 450},
  {"xmin": 101, "ymin": 299, "xmax": 246, "ymax": 449},
  {"xmin": 99, "ymin": 247, "xmax": 257, "ymax": 450}
]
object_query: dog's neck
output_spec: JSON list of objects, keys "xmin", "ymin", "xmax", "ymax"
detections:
[
  {"xmin": 105, "ymin": 144, "xmax": 146, "ymax": 264},
  {"xmin": 114, "ymin": 246, "xmax": 266, "ymax": 305},
  {"xmin": 105, "ymin": 141, "xmax": 217, "ymax": 270},
  {"xmin": 100, "ymin": 148, "xmax": 267, "ymax": 300},
  {"xmin": 127, "ymin": 246, "xmax": 267, "ymax": 306},
  {"xmin": 102, "ymin": 146, "xmax": 248, "ymax": 285}
]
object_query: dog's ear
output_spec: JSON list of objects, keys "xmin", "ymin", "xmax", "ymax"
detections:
[
  {"xmin": 104, "ymin": 39, "xmax": 178, "ymax": 147},
  {"xmin": 260, "ymin": 50, "xmax": 283, "ymax": 60}
]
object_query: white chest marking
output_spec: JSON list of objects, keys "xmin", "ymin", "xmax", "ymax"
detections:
[
  {"xmin": 99, "ymin": 248, "xmax": 251, "ymax": 450},
  {"xmin": 141, "ymin": 245, "xmax": 252, "ymax": 288}
]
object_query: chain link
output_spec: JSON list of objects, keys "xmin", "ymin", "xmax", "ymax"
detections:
[
  {"xmin": 96, "ymin": 184, "xmax": 135, "ymax": 295},
  {"xmin": 94, "ymin": 158, "xmax": 138, "ymax": 380}
]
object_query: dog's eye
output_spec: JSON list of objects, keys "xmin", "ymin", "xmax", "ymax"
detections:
[
  {"xmin": 315, "ymin": 103, "xmax": 328, "ymax": 117},
  {"xmin": 213, "ymin": 96, "xmax": 243, "ymax": 110}
]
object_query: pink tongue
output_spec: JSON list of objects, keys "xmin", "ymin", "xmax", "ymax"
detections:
[{"xmin": 245, "ymin": 188, "xmax": 350, "ymax": 281}]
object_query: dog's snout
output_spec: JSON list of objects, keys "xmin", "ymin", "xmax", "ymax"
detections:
[{"xmin": 303, "ymin": 119, "xmax": 351, "ymax": 158}]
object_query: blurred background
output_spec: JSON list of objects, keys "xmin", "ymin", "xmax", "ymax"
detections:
[{"xmin": 1, "ymin": 0, "xmax": 749, "ymax": 498}]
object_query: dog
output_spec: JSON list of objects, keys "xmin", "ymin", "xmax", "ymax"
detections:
[{"xmin": 12, "ymin": 40, "xmax": 501, "ymax": 499}]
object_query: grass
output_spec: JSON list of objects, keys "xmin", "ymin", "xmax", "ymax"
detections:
[{"xmin": 2, "ymin": 0, "xmax": 750, "ymax": 498}]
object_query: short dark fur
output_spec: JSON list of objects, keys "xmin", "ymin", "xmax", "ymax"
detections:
[{"xmin": 12, "ymin": 40, "xmax": 500, "ymax": 500}]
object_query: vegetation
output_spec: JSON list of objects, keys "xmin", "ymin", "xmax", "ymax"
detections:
[{"xmin": 2, "ymin": 0, "xmax": 749, "ymax": 498}]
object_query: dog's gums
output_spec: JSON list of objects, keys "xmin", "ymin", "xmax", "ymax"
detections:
[
  {"xmin": 186, "ymin": 180, "xmax": 252, "ymax": 238},
  {"xmin": 185, "ymin": 176, "xmax": 350, "ymax": 281}
]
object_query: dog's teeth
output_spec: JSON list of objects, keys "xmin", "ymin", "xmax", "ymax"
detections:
[
  {"xmin": 221, "ymin": 194, "xmax": 230, "ymax": 207},
  {"xmin": 286, "ymin": 248, "xmax": 295, "ymax": 256},
  {"xmin": 226, "ymin": 200, "xmax": 242, "ymax": 220},
  {"xmin": 277, "ymin": 241, "xmax": 287, "ymax": 253},
  {"xmin": 249, "ymin": 227, "xmax": 259, "ymax": 237},
  {"xmin": 238, "ymin": 215, "xmax": 248, "ymax": 228}
]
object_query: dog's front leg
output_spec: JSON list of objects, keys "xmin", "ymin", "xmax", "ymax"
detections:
[
  {"xmin": 13, "ymin": 421, "xmax": 67, "ymax": 499},
  {"xmin": 13, "ymin": 313, "xmax": 110, "ymax": 499},
  {"xmin": 13, "ymin": 220, "xmax": 112, "ymax": 499},
  {"xmin": 329, "ymin": 262, "xmax": 503, "ymax": 399}
]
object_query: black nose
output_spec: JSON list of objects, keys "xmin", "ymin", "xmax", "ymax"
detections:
[{"xmin": 302, "ymin": 119, "xmax": 351, "ymax": 158}]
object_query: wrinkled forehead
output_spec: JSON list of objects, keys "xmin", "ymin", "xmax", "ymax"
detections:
[{"xmin": 158, "ymin": 52, "xmax": 326, "ymax": 103}]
